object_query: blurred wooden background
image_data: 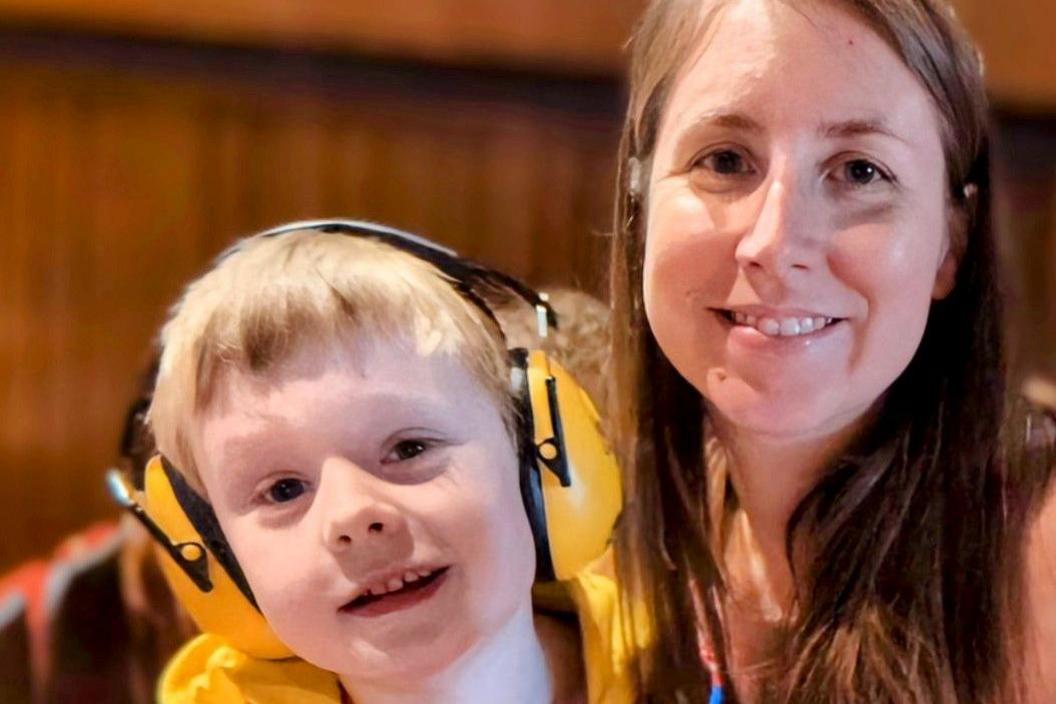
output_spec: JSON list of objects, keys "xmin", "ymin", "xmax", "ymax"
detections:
[{"xmin": 0, "ymin": 0, "xmax": 1053, "ymax": 570}]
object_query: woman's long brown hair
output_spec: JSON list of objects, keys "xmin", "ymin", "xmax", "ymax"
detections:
[{"xmin": 608, "ymin": 1, "xmax": 1056, "ymax": 702}]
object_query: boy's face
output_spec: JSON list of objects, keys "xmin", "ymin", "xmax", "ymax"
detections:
[{"xmin": 194, "ymin": 338, "xmax": 537, "ymax": 682}]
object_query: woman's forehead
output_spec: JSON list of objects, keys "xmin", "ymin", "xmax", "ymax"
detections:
[{"xmin": 660, "ymin": 0, "xmax": 939, "ymax": 147}]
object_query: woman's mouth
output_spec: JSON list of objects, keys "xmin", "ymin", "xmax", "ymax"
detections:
[
  {"xmin": 714, "ymin": 308, "xmax": 844, "ymax": 337},
  {"xmin": 339, "ymin": 566, "xmax": 450, "ymax": 617}
]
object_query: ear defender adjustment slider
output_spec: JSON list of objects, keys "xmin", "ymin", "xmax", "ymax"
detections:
[
  {"xmin": 536, "ymin": 375, "xmax": 572, "ymax": 487},
  {"xmin": 106, "ymin": 469, "xmax": 214, "ymax": 592}
]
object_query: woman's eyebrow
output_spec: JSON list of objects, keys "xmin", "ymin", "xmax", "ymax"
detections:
[
  {"xmin": 819, "ymin": 117, "xmax": 906, "ymax": 144},
  {"xmin": 687, "ymin": 111, "xmax": 763, "ymax": 132},
  {"xmin": 672, "ymin": 111, "xmax": 763, "ymax": 156}
]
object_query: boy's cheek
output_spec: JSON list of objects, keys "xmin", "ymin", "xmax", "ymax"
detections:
[
  {"xmin": 462, "ymin": 497, "xmax": 536, "ymax": 582},
  {"xmin": 227, "ymin": 524, "xmax": 318, "ymax": 607}
]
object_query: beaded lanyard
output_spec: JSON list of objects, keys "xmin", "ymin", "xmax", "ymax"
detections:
[
  {"xmin": 700, "ymin": 634, "xmax": 726, "ymax": 704},
  {"xmin": 691, "ymin": 575, "xmax": 726, "ymax": 704}
]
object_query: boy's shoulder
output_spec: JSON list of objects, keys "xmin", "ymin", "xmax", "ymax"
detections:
[
  {"xmin": 159, "ymin": 552, "xmax": 639, "ymax": 704},
  {"xmin": 160, "ymin": 634, "xmax": 342, "ymax": 704},
  {"xmin": 534, "ymin": 550, "xmax": 640, "ymax": 704}
]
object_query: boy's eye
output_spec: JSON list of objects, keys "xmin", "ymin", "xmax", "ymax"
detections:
[
  {"xmin": 266, "ymin": 478, "xmax": 307, "ymax": 503},
  {"xmin": 385, "ymin": 440, "xmax": 429, "ymax": 463}
]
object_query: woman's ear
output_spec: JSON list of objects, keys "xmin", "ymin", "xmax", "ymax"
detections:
[
  {"xmin": 933, "ymin": 184, "xmax": 975, "ymax": 300},
  {"xmin": 932, "ymin": 245, "xmax": 959, "ymax": 300}
]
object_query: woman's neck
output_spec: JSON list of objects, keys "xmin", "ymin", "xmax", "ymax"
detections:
[
  {"xmin": 340, "ymin": 602, "xmax": 559, "ymax": 704},
  {"xmin": 711, "ymin": 416, "xmax": 865, "ymax": 613}
]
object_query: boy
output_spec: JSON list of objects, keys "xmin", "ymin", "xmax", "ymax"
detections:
[{"xmin": 142, "ymin": 222, "xmax": 631, "ymax": 703}]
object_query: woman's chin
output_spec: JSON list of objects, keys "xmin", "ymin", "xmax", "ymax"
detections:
[{"xmin": 704, "ymin": 376, "xmax": 852, "ymax": 441}]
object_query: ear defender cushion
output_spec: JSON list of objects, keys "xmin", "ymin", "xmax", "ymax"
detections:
[
  {"xmin": 519, "ymin": 350, "xmax": 622, "ymax": 582},
  {"xmin": 142, "ymin": 456, "xmax": 293, "ymax": 659}
]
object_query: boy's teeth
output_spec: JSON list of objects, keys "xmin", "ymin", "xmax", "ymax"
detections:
[
  {"xmin": 729, "ymin": 311, "xmax": 836, "ymax": 337},
  {"xmin": 358, "ymin": 568, "xmax": 440, "ymax": 600}
]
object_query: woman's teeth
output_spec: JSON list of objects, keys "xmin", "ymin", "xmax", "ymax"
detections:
[{"xmin": 728, "ymin": 311, "xmax": 836, "ymax": 337}]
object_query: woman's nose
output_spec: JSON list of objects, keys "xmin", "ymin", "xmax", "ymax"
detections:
[
  {"xmin": 734, "ymin": 170, "xmax": 823, "ymax": 281},
  {"xmin": 317, "ymin": 461, "xmax": 410, "ymax": 553}
]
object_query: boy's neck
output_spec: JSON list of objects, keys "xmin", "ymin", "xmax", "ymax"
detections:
[{"xmin": 340, "ymin": 601, "xmax": 570, "ymax": 704}]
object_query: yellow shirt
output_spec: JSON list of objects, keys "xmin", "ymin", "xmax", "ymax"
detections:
[{"xmin": 160, "ymin": 564, "xmax": 636, "ymax": 704}]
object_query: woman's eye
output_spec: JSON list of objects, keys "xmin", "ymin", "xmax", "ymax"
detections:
[
  {"xmin": 265, "ymin": 478, "xmax": 306, "ymax": 503},
  {"xmin": 386, "ymin": 440, "xmax": 429, "ymax": 463},
  {"xmin": 696, "ymin": 149, "xmax": 753, "ymax": 176},
  {"xmin": 835, "ymin": 158, "xmax": 890, "ymax": 187}
]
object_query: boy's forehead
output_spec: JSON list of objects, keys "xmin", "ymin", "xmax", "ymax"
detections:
[
  {"xmin": 193, "ymin": 340, "xmax": 512, "ymax": 460},
  {"xmin": 213, "ymin": 333, "xmax": 403, "ymax": 391},
  {"xmin": 201, "ymin": 334, "xmax": 495, "ymax": 415}
]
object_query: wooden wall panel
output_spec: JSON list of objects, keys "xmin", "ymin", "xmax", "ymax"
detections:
[
  {"xmin": 954, "ymin": 0, "xmax": 1056, "ymax": 110},
  {"xmin": 0, "ymin": 0, "xmax": 645, "ymax": 76},
  {"xmin": 994, "ymin": 115, "xmax": 1056, "ymax": 392},
  {"xmin": 0, "ymin": 1, "xmax": 1054, "ymax": 107},
  {"xmin": 0, "ymin": 34, "xmax": 622, "ymax": 570}
]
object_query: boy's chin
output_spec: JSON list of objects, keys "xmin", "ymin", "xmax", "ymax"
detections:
[{"xmin": 334, "ymin": 629, "xmax": 478, "ymax": 686}]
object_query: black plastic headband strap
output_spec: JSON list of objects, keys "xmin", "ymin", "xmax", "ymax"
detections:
[
  {"xmin": 160, "ymin": 456, "xmax": 260, "ymax": 609},
  {"xmin": 510, "ymin": 349, "xmax": 556, "ymax": 582},
  {"xmin": 251, "ymin": 219, "xmax": 559, "ymax": 334},
  {"xmin": 107, "ymin": 469, "xmax": 213, "ymax": 593}
]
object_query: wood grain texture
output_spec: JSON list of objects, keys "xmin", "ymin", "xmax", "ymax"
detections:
[
  {"xmin": 995, "ymin": 115, "xmax": 1056, "ymax": 389},
  {"xmin": 0, "ymin": 0, "xmax": 645, "ymax": 76},
  {"xmin": 0, "ymin": 0, "xmax": 1052, "ymax": 106},
  {"xmin": 953, "ymin": 0, "xmax": 1056, "ymax": 110},
  {"xmin": 0, "ymin": 33, "xmax": 621, "ymax": 569}
]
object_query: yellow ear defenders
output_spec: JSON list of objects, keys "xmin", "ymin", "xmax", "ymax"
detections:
[
  {"xmin": 107, "ymin": 218, "xmax": 621, "ymax": 659},
  {"xmin": 109, "ymin": 456, "xmax": 294, "ymax": 658}
]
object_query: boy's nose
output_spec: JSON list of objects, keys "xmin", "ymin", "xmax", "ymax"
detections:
[
  {"xmin": 323, "ymin": 501, "xmax": 407, "ymax": 551},
  {"xmin": 317, "ymin": 461, "xmax": 410, "ymax": 553}
]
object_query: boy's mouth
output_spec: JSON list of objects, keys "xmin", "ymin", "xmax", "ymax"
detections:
[{"xmin": 339, "ymin": 566, "xmax": 450, "ymax": 617}]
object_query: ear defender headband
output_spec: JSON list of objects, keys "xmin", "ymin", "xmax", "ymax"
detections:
[{"xmin": 107, "ymin": 219, "xmax": 622, "ymax": 659}]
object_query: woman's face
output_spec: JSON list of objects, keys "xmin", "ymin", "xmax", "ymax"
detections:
[{"xmin": 644, "ymin": 0, "xmax": 959, "ymax": 441}]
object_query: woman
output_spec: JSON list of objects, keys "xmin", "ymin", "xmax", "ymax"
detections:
[{"xmin": 608, "ymin": 0, "xmax": 1056, "ymax": 702}]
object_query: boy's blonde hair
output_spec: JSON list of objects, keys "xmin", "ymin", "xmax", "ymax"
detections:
[{"xmin": 149, "ymin": 228, "xmax": 512, "ymax": 488}]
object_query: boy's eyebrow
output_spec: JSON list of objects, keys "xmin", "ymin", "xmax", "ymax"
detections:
[
  {"xmin": 216, "ymin": 431, "xmax": 287, "ymax": 469},
  {"xmin": 214, "ymin": 392, "xmax": 454, "ymax": 464}
]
